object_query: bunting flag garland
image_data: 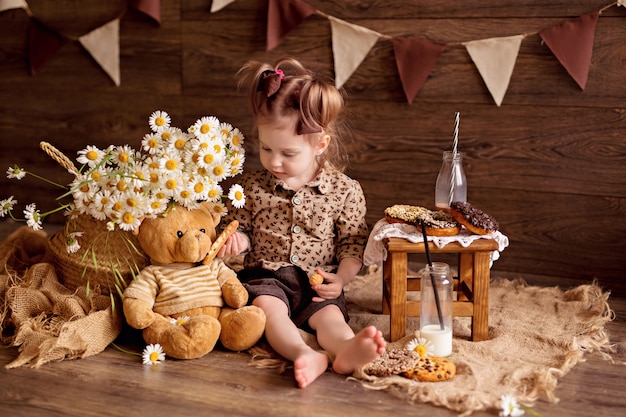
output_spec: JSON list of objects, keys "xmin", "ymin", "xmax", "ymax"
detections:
[
  {"xmin": 1, "ymin": 0, "xmax": 623, "ymax": 100},
  {"xmin": 28, "ymin": 19, "xmax": 67, "ymax": 76},
  {"xmin": 266, "ymin": 0, "xmax": 316, "ymax": 51},
  {"xmin": 464, "ymin": 35, "xmax": 524, "ymax": 107},
  {"xmin": 211, "ymin": 0, "xmax": 236, "ymax": 13},
  {"xmin": 329, "ymin": 16, "xmax": 380, "ymax": 89},
  {"xmin": 539, "ymin": 12, "xmax": 599, "ymax": 90},
  {"xmin": 0, "ymin": 0, "xmax": 26, "ymax": 13},
  {"xmin": 79, "ymin": 19, "xmax": 121, "ymax": 86},
  {"xmin": 129, "ymin": 0, "xmax": 161, "ymax": 25},
  {"xmin": 392, "ymin": 37, "xmax": 446, "ymax": 104}
]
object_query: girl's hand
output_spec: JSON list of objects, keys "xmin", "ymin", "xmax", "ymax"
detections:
[
  {"xmin": 311, "ymin": 269, "xmax": 344, "ymax": 302},
  {"xmin": 217, "ymin": 231, "xmax": 249, "ymax": 258}
]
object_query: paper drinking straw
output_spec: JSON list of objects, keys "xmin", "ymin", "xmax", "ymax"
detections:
[
  {"xmin": 420, "ymin": 220, "xmax": 445, "ymax": 330},
  {"xmin": 449, "ymin": 112, "xmax": 460, "ymax": 205}
]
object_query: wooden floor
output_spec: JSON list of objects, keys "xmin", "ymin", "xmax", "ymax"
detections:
[{"xmin": 1, "ymin": 223, "xmax": 625, "ymax": 417}]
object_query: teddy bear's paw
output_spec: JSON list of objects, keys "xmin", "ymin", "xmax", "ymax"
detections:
[
  {"xmin": 144, "ymin": 315, "xmax": 222, "ymax": 359},
  {"xmin": 219, "ymin": 305, "xmax": 266, "ymax": 352}
]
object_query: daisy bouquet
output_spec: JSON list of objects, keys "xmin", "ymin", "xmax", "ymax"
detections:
[{"xmin": 0, "ymin": 110, "xmax": 246, "ymax": 297}]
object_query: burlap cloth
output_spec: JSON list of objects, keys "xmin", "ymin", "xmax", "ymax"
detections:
[
  {"xmin": 345, "ymin": 265, "xmax": 621, "ymax": 416},
  {"xmin": 1, "ymin": 226, "xmax": 121, "ymax": 368}
]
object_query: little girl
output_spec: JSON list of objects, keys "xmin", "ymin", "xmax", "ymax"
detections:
[{"xmin": 219, "ymin": 58, "xmax": 386, "ymax": 388}]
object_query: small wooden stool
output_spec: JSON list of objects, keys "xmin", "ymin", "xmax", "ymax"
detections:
[{"xmin": 382, "ymin": 237, "xmax": 499, "ymax": 342}]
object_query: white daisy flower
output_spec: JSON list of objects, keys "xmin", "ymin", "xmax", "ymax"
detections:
[
  {"xmin": 6, "ymin": 165, "xmax": 26, "ymax": 180},
  {"xmin": 76, "ymin": 145, "xmax": 106, "ymax": 168},
  {"xmin": 142, "ymin": 343, "xmax": 166, "ymax": 365},
  {"xmin": 161, "ymin": 173, "xmax": 185, "ymax": 198},
  {"xmin": 70, "ymin": 174, "xmax": 97, "ymax": 204},
  {"xmin": 171, "ymin": 130, "xmax": 192, "ymax": 153},
  {"xmin": 0, "ymin": 196, "xmax": 17, "ymax": 217},
  {"xmin": 205, "ymin": 182, "xmax": 223, "ymax": 202},
  {"xmin": 89, "ymin": 190, "xmax": 114, "ymax": 220},
  {"xmin": 227, "ymin": 152, "xmax": 245, "ymax": 176},
  {"xmin": 106, "ymin": 221, "xmax": 116, "ymax": 231},
  {"xmin": 65, "ymin": 231, "xmax": 84, "ymax": 254},
  {"xmin": 145, "ymin": 194, "xmax": 168, "ymax": 217},
  {"xmin": 172, "ymin": 177, "xmax": 197, "ymax": 209},
  {"xmin": 228, "ymin": 184, "xmax": 246, "ymax": 209},
  {"xmin": 116, "ymin": 209, "xmax": 142, "ymax": 232},
  {"xmin": 159, "ymin": 153, "xmax": 183, "ymax": 175},
  {"xmin": 406, "ymin": 337, "xmax": 434, "ymax": 358},
  {"xmin": 499, "ymin": 394, "xmax": 525, "ymax": 417},
  {"xmin": 210, "ymin": 138, "xmax": 226, "ymax": 159},
  {"xmin": 219, "ymin": 122, "xmax": 233, "ymax": 140},
  {"xmin": 208, "ymin": 201, "xmax": 227, "ymax": 217},
  {"xmin": 196, "ymin": 147, "xmax": 221, "ymax": 169},
  {"xmin": 210, "ymin": 163, "xmax": 228, "ymax": 182},
  {"xmin": 111, "ymin": 145, "xmax": 137, "ymax": 168},
  {"xmin": 189, "ymin": 175, "xmax": 210, "ymax": 201},
  {"xmin": 24, "ymin": 203, "xmax": 43, "ymax": 231},
  {"xmin": 170, "ymin": 316, "xmax": 190, "ymax": 326},
  {"xmin": 193, "ymin": 116, "xmax": 220, "ymax": 140},
  {"xmin": 158, "ymin": 126, "xmax": 179, "ymax": 144},
  {"xmin": 141, "ymin": 133, "xmax": 162, "ymax": 155},
  {"xmin": 149, "ymin": 110, "xmax": 171, "ymax": 133},
  {"xmin": 229, "ymin": 128, "xmax": 245, "ymax": 150}
]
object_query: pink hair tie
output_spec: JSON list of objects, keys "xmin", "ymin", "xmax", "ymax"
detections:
[{"xmin": 275, "ymin": 69, "xmax": 284, "ymax": 79}]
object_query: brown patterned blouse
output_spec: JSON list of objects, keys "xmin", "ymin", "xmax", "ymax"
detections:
[{"xmin": 225, "ymin": 167, "xmax": 369, "ymax": 275}]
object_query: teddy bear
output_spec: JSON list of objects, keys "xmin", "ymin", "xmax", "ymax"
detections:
[{"xmin": 122, "ymin": 202, "xmax": 266, "ymax": 359}]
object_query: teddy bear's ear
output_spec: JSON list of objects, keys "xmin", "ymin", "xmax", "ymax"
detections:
[
  {"xmin": 132, "ymin": 216, "xmax": 146, "ymax": 236},
  {"xmin": 198, "ymin": 202, "xmax": 221, "ymax": 225}
]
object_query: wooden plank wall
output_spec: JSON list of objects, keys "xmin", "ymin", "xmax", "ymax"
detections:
[{"xmin": 1, "ymin": 0, "xmax": 625, "ymax": 295}]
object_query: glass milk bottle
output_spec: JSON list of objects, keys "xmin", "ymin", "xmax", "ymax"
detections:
[
  {"xmin": 435, "ymin": 151, "xmax": 467, "ymax": 211},
  {"xmin": 420, "ymin": 262, "xmax": 453, "ymax": 357}
]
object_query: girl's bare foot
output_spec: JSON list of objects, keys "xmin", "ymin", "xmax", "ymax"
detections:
[
  {"xmin": 294, "ymin": 349, "xmax": 329, "ymax": 388},
  {"xmin": 331, "ymin": 326, "xmax": 386, "ymax": 375}
]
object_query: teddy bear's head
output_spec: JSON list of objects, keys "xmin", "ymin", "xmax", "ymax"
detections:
[{"xmin": 134, "ymin": 203, "xmax": 221, "ymax": 265}]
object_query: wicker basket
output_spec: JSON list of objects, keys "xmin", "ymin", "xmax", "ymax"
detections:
[
  {"xmin": 48, "ymin": 213, "xmax": 149, "ymax": 295},
  {"xmin": 39, "ymin": 141, "xmax": 149, "ymax": 295}
]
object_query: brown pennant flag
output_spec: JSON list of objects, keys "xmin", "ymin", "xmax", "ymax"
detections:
[
  {"xmin": 392, "ymin": 37, "xmax": 446, "ymax": 104},
  {"xmin": 267, "ymin": 0, "xmax": 316, "ymax": 51},
  {"xmin": 129, "ymin": 0, "xmax": 161, "ymax": 25},
  {"xmin": 28, "ymin": 19, "xmax": 68, "ymax": 76},
  {"xmin": 539, "ymin": 11, "xmax": 599, "ymax": 90}
]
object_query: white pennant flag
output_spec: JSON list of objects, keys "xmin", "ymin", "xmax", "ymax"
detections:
[
  {"xmin": 0, "ymin": 0, "xmax": 27, "ymax": 12},
  {"xmin": 464, "ymin": 34, "xmax": 524, "ymax": 106},
  {"xmin": 211, "ymin": 0, "xmax": 236, "ymax": 13},
  {"xmin": 328, "ymin": 16, "xmax": 380, "ymax": 89},
  {"xmin": 79, "ymin": 19, "xmax": 120, "ymax": 86},
  {"xmin": 618, "ymin": 0, "xmax": 625, "ymax": 7}
]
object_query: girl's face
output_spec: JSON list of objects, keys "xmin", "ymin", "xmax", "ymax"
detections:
[{"xmin": 257, "ymin": 118, "xmax": 329, "ymax": 191}]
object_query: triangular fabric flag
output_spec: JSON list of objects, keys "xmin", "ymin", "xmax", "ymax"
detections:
[
  {"xmin": 539, "ymin": 11, "xmax": 599, "ymax": 90},
  {"xmin": 618, "ymin": 0, "xmax": 625, "ymax": 8},
  {"xmin": 28, "ymin": 19, "xmax": 68, "ymax": 76},
  {"xmin": 79, "ymin": 19, "xmax": 121, "ymax": 86},
  {"xmin": 329, "ymin": 16, "xmax": 380, "ymax": 89},
  {"xmin": 266, "ymin": 0, "xmax": 316, "ymax": 51},
  {"xmin": 129, "ymin": 0, "xmax": 161, "ymax": 25},
  {"xmin": 0, "ymin": 0, "xmax": 27, "ymax": 13},
  {"xmin": 211, "ymin": 0, "xmax": 236, "ymax": 13},
  {"xmin": 464, "ymin": 34, "xmax": 524, "ymax": 106},
  {"xmin": 392, "ymin": 37, "xmax": 446, "ymax": 104}
]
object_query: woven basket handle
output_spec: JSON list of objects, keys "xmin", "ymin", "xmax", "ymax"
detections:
[{"xmin": 40, "ymin": 141, "xmax": 79, "ymax": 176}]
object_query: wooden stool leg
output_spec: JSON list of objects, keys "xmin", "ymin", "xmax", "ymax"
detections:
[
  {"xmin": 471, "ymin": 251, "xmax": 491, "ymax": 341},
  {"xmin": 388, "ymin": 250, "xmax": 408, "ymax": 342}
]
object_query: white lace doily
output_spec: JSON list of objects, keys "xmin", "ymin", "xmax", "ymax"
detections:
[{"xmin": 363, "ymin": 218, "xmax": 510, "ymax": 267}]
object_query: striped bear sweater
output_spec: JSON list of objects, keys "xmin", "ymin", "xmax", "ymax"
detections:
[{"xmin": 123, "ymin": 258, "xmax": 237, "ymax": 316}]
